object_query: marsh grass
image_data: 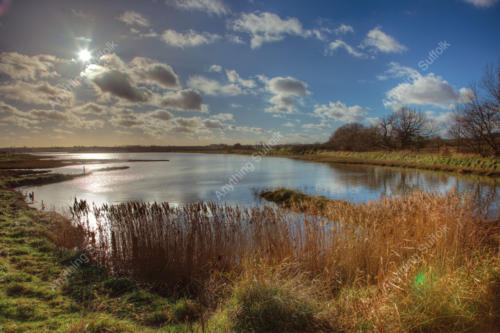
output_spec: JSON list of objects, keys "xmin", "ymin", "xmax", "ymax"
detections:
[
  {"xmin": 72, "ymin": 191, "xmax": 496, "ymax": 291},
  {"xmin": 69, "ymin": 190, "xmax": 499, "ymax": 331},
  {"xmin": 293, "ymin": 151, "xmax": 500, "ymax": 177}
]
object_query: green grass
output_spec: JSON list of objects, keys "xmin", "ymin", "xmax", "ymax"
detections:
[
  {"xmin": 284, "ymin": 150, "xmax": 500, "ymax": 177},
  {"xmin": 0, "ymin": 188, "xmax": 207, "ymax": 332}
]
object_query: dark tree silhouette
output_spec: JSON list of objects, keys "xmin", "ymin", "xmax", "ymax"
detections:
[{"xmin": 449, "ymin": 63, "xmax": 500, "ymax": 156}]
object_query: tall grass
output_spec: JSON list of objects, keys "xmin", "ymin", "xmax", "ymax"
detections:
[
  {"xmin": 71, "ymin": 191, "xmax": 498, "ymax": 296},
  {"xmin": 68, "ymin": 191, "xmax": 499, "ymax": 331}
]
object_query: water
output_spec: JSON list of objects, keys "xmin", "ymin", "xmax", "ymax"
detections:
[{"xmin": 21, "ymin": 152, "xmax": 499, "ymax": 217}]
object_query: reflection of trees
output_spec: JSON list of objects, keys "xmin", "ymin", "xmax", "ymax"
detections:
[
  {"xmin": 326, "ymin": 164, "xmax": 432, "ymax": 196},
  {"xmin": 326, "ymin": 163, "xmax": 499, "ymax": 218},
  {"xmin": 454, "ymin": 179, "xmax": 498, "ymax": 219}
]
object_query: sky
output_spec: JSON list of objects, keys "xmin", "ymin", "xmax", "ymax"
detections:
[{"xmin": 0, "ymin": 0, "xmax": 499, "ymax": 147}]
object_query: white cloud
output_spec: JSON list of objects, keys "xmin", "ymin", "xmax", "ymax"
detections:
[
  {"xmin": 161, "ymin": 29, "xmax": 220, "ymax": 48},
  {"xmin": 211, "ymin": 113, "xmax": 234, "ymax": 121},
  {"xmin": 283, "ymin": 121, "xmax": 295, "ymax": 127},
  {"xmin": 227, "ymin": 125, "xmax": 263, "ymax": 134},
  {"xmin": 334, "ymin": 24, "xmax": 354, "ymax": 34},
  {"xmin": 209, "ymin": 64, "xmax": 222, "ymax": 72},
  {"xmin": 265, "ymin": 76, "xmax": 309, "ymax": 113},
  {"xmin": 150, "ymin": 110, "xmax": 174, "ymax": 121},
  {"xmin": 231, "ymin": 12, "xmax": 306, "ymax": 49},
  {"xmin": 117, "ymin": 11, "xmax": 150, "ymax": 27},
  {"xmin": 384, "ymin": 69, "xmax": 470, "ymax": 110},
  {"xmin": 302, "ymin": 123, "xmax": 331, "ymax": 130},
  {"xmin": 0, "ymin": 52, "xmax": 61, "ymax": 81},
  {"xmin": 0, "ymin": 81, "xmax": 74, "ymax": 107},
  {"xmin": 187, "ymin": 76, "xmax": 243, "ymax": 96},
  {"xmin": 226, "ymin": 70, "xmax": 255, "ymax": 88},
  {"xmin": 226, "ymin": 34, "xmax": 245, "ymax": 44},
  {"xmin": 377, "ymin": 62, "xmax": 419, "ymax": 81},
  {"xmin": 188, "ymin": 70, "xmax": 255, "ymax": 96},
  {"xmin": 362, "ymin": 26, "xmax": 407, "ymax": 53},
  {"xmin": 314, "ymin": 101, "xmax": 368, "ymax": 123},
  {"xmin": 170, "ymin": 0, "xmax": 229, "ymax": 16},
  {"xmin": 464, "ymin": 0, "xmax": 498, "ymax": 7},
  {"xmin": 327, "ymin": 40, "xmax": 364, "ymax": 58}
]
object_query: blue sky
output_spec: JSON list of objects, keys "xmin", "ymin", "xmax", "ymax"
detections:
[{"xmin": 0, "ymin": 0, "xmax": 499, "ymax": 146}]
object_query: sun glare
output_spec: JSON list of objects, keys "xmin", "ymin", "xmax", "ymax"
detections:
[{"xmin": 78, "ymin": 49, "xmax": 92, "ymax": 62}]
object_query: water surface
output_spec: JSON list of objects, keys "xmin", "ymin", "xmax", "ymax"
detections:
[{"xmin": 22, "ymin": 153, "xmax": 499, "ymax": 217}]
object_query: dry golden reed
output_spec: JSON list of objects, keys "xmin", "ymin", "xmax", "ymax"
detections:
[{"xmin": 70, "ymin": 190, "xmax": 498, "ymax": 296}]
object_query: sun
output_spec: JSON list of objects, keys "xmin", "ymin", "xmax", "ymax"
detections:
[{"xmin": 78, "ymin": 49, "xmax": 92, "ymax": 62}]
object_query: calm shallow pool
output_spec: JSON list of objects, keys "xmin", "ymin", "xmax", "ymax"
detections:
[{"xmin": 21, "ymin": 152, "xmax": 499, "ymax": 217}]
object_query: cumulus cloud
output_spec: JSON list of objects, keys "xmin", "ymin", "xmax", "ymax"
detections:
[
  {"xmin": 464, "ymin": 0, "xmax": 498, "ymax": 7},
  {"xmin": 0, "ymin": 101, "xmax": 22, "ymax": 116},
  {"xmin": 384, "ymin": 66, "xmax": 469, "ymax": 110},
  {"xmin": 90, "ymin": 69, "xmax": 151, "ymax": 103},
  {"xmin": 314, "ymin": 101, "xmax": 368, "ymax": 123},
  {"xmin": 129, "ymin": 57, "xmax": 180, "ymax": 88},
  {"xmin": 168, "ymin": 116, "xmax": 224, "ymax": 133},
  {"xmin": 362, "ymin": 27, "xmax": 407, "ymax": 53},
  {"xmin": 265, "ymin": 76, "xmax": 309, "ymax": 113},
  {"xmin": 150, "ymin": 109, "xmax": 174, "ymax": 121},
  {"xmin": 327, "ymin": 40, "xmax": 364, "ymax": 57},
  {"xmin": 187, "ymin": 76, "xmax": 242, "ymax": 96},
  {"xmin": 117, "ymin": 11, "xmax": 150, "ymax": 27},
  {"xmin": 203, "ymin": 119, "xmax": 224, "ymax": 129},
  {"xmin": 209, "ymin": 64, "xmax": 222, "ymax": 72},
  {"xmin": 0, "ymin": 81, "xmax": 74, "ymax": 107},
  {"xmin": 31, "ymin": 109, "xmax": 70, "ymax": 122},
  {"xmin": 226, "ymin": 70, "xmax": 255, "ymax": 88},
  {"xmin": 110, "ymin": 109, "xmax": 145, "ymax": 128},
  {"xmin": 0, "ymin": 52, "xmax": 60, "ymax": 81},
  {"xmin": 71, "ymin": 103, "xmax": 106, "ymax": 115},
  {"xmin": 377, "ymin": 61, "xmax": 420, "ymax": 81},
  {"xmin": 169, "ymin": 0, "xmax": 229, "ymax": 16},
  {"xmin": 268, "ymin": 76, "xmax": 308, "ymax": 96},
  {"xmin": 160, "ymin": 89, "xmax": 207, "ymax": 112},
  {"xmin": 231, "ymin": 12, "xmax": 307, "ymax": 48},
  {"xmin": 161, "ymin": 29, "xmax": 220, "ymax": 48},
  {"xmin": 211, "ymin": 113, "xmax": 234, "ymax": 121},
  {"xmin": 83, "ymin": 55, "xmax": 189, "ymax": 107}
]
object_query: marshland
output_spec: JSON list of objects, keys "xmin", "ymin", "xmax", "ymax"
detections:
[
  {"xmin": 1, "ymin": 0, "xmax": 500, "ymax": 332},
  {"xmin": 0, "ymin": 150, "xmax": 499, "ymax": 332}
]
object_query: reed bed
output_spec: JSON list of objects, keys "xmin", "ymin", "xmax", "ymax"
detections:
[{"xmin": 70, "ymin": 191, "xmax": 498, "ymax": 297}]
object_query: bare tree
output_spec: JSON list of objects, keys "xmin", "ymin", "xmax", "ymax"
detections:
[
  {"xmin": 449, "ymin": 63, "xmax": 500, "ymax": 156},
  {"xmin": 326, "ymin": 123, "xmax": 379, "ymax": 151},
  {"xmin": 388, "ymin": 107, "xmax": 429, "ymax": 149}
]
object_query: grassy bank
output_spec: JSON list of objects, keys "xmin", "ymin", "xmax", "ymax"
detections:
[
  {"xmin": 163, "ymin": 148, "xmax": 500, "ymax": 178},
  {"xmin": 270, "ymin": 150, "xmax": 500, "ymax": 178}
]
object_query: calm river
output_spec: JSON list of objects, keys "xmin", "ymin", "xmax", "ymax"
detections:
[{"xmin": 21, "ymin": 152, "xmax": 499, "ymax": 217}]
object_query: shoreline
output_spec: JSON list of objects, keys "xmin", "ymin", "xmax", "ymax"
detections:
[
  {"xmin": 180, "ymin": 149, "xmax": 500, "ymax": 179},
  {"xmin": 2, "ymin": 150, "xmax": 498, "ymax": 179}
]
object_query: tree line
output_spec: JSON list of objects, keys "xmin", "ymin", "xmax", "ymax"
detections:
[{"xmin": 325, "ymin": 63, "xmax": 500, "ymax": 156}]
